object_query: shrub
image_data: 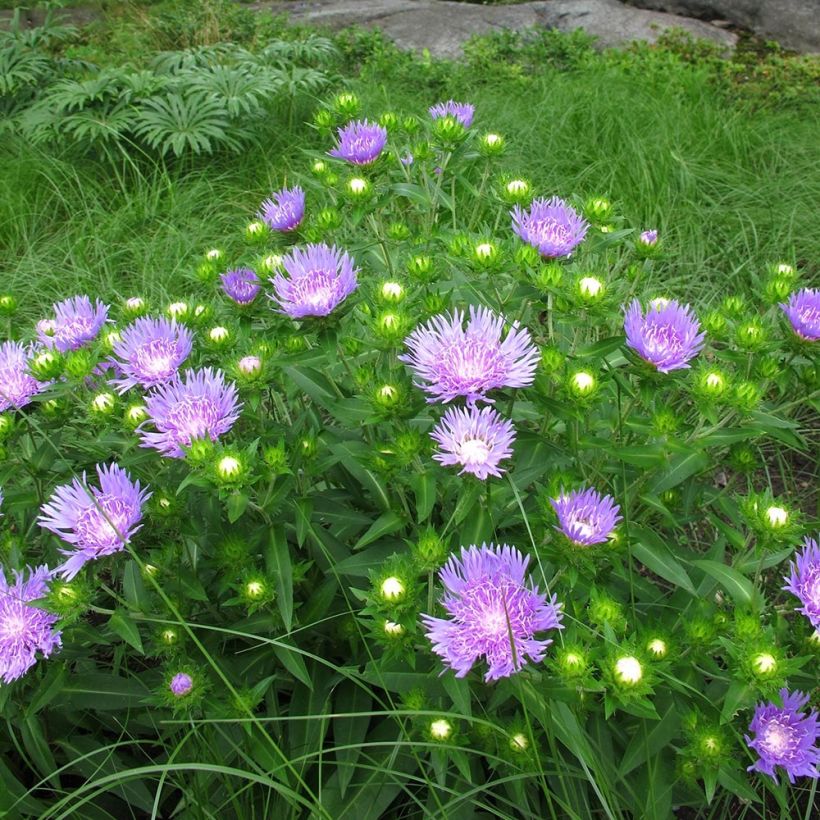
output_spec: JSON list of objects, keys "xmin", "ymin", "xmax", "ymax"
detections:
[{"xmin": 0, "ymin": 90, "xmax": 817, "ymax": 816}]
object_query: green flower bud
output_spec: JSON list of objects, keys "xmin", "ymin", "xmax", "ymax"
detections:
[
  {"xmin": 0, "ymin": 414, "xmax": 13, "ymax": 441},
  {"xmin": 532, "ymin": 263, "xmax": 562, "ymax": 291},
  {"xmin": 588, "ymin": 591, "xmax": 627, "ymax": 631},
  {"xmin": 298, "ymin": 435, "xmax": 318, "ymax": 459},
  {"xmin": 423, "ymin": 292, "xmax": 447, "ymax": 315},
  {"xmin": 311, "ymin": 159, "xmax": 328, "ymax": 176},
  {"xmin": 755, "ymin": 356, "xmax": 781, "ymax": 380},
  {"xmin": 479, "ymin": 132, "xmax": 505, "ymax": 156},
  {"xmin": 262, "ymin": 442, "xmax": 289, "ymax": 474},
  {"xmin": 63, "ymin": 349, "xmax": 94, "ymax": 380},
  {"xmin": 258, "ymin": 254, "xmax": 284, "ymax": 275},
  {"xmin": 316, "ymin": 207, "xmax": 343, "ymax": 230},
  {"xmin": 763, "ymin": 276, "xmax": 793, "ymax": 305},
  {"xmin": 214, "ymin": 452, "xmax": 247, "ymax": 486},
  {"xmin": 722, "ymin": 295, "xmax": 745, "ymax": 317},
  {"xmin": 29, "ymin": 349, "xmax": 62, "ymax": 380},
  {"xmin": 613, "ymin": 655, "xmax": 643, "ymax": 686},
  {"xmin": 576, "ymin": 275, "xmax": 605, "ymax": 302},
  {"xmin": 377, "ymin": 280, "xmax": 405, "ymax": 303},
  {"xmin": 334, "ymin": 92, "xmax": 360, "ymax": 117},
  {"xmin": 402, "ymin": 116, "xmax": 420, "ymax": 134},
  {"xmin": 514, "ymin": 243, "xmax": 539, "ymax": 267},
  {"xmin": 502, "ymin": 177, "xmax": 532, "ymax": 204},
  {"xmin": 346, "ymin": 177, "xmax": 371, "ymax": 200},
  {"xmin": 429, "ymin": 718, "xmax": 453, "ymax": 742},
  {"xmin": 122, "ymin": 297, "xmax": 148, "ymax": 319},
  {"xmin": 386, "ymin": 222, "xmax": 410, "ymax": 240},
  {"xmin": 584, "ymin": 196, "xmax": 612, "ymax": 221},
  {"xmin": 101, "ymin": 330, "xmax": 122, "ymax": 352},
  {"xmin": 89, "ymin": 391, "xmax": 116, "ymax": 417},
  {"xmin": 736, "ymin": 320, "xmax": 766, "ymax": 351},
  {"xmin": 412, "ymin": 527, "xmax": 448, "ymax": 571},
  {"xmin": 508, "ymin": 732, "xmax": 529, "ymax": 753},
  {"xmin": 0, "ymin": 294, "xmax": 18, "ymax": 315},
  {"xmin": 694, "ymin": 367, "xmax": 729, "ymax": 400},
  {"xmin": 556, "ymin": 645, "xmax": 589, "ymax": 678},
  {"xmin": 701, "ymin": 310, "xmax": 726, "ymax": 335},
  {"xmin": 206, "ymin": 326, "xmax": 232, "ymax": 349},
  {"xmin": 646, "ymin": 637, "xmax": 668, "ymax": 659},
  {"xmin": 651, "ymin": 408, "xmax": 679, "ymax": 436},
  {"xmin": 379, "ymin": 111, "xmax": 399, "ymax": 130},
  {"xmin": 374, "ymin": 311, "xmax": 408, "ymax": 344},
  {"xmin": 379, "ymin": 575, "xmax": 406, "ymax": 602},
  {"xmin": 473, "ymin": 241, "xmax": 499, "ymax": 266},
  {"xmin": 729, "ymin": 443, "xmax": 757, "ymax": 473},
  {"xmin": 567, "ymin": 369, "xmax": 597, "ymax": 399},
  {"xmin": 245, "ymin": 220, "xmax": 269, "ymax": 243},
  {"xmin": 770, "ymin": 262, "xmax": 796, "ymax": 279},
  {"xmin": 540, "ymin": 345, "xmax": 564, "ymax": 375},
  {"xmin": 204, "ymin": 248, "xmax": 223, "ymax": 264},
  {"xmin": 731, "ymin": 380, "xmax": 762, "ymax": 413},
  {"xmin": 407, "ymin": 255, "xmax": 433, "ymax": 280},
  {"xmin": 372, "ymin": 383, "xmax": 402, "ymax": 411},
  {"xmin": 166, "ymin": 301, "xmax": 190, "ymax": 322},
  {"xmin": 432, "ymin": 115, "xmax": 466, "ymax": 144},
  {"xmin": 383, "ymin": 619, "xmax": 404, "ymax": 638},
  {"xmin": 313, "ymin": 108, "xmax": 335, "ymax": 129}
]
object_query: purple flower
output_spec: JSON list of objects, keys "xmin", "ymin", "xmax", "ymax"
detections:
[
  {"xmin": 422, "ymin": 543, "xmax": 563, "ymax": 682},
  {"xmin": 550, "ymin": 488, "xmax": 622, "ymax": 546},
  {"xmin": 259, "ymin": 186, "xmax": 305, "ymax": 232},
  {"xmin": 39, "ymin": 296, "xmax": 108, "ymax": 352},
  {"xmin": 270, "ymin": 243, "xmax": 359, "ymax": 319},
  {"xmin": 511, "ymin": 197, "xmax": 589, "ymax": 259},
  {"xmin": 39, "ymin": 463, "xmax": 150, "ymax": 581},
  {"xmin": 170, "ymin": 672, "xmax": 193, "ymax": 696},
  {"xmin": 400, "ymin": 152, "xmax": 414, "ymax": 166},
  {"xmin": 399, "ymin": 306, "xmax": 539, "ymax": 406},
  {"xmin": 780, "ymin": 288, "xmax": 820, "ymax": 341},
  {"xmin": 431, "ymin": 405, "xmax": 515, "ymax": 480},
  {"xmin": 139, "ymin": 368, "xmax": 242, "ymax": 458},
  {"xmin": 328, "ymin": 120, "xmax": 387, "ymax": 165},
  {"xmin": 0, "ymin": 565, "xmax": 61, "ymax": 683},
  {"xmin": 746, "ymin": 689, "xmax": 819, "ymax": 783},
  {"xmin": 428, "ymin": 100, "xmax": 475, "ymax": 128},
  {"xmin": 0, "ymin": 341, "xmax": 50, "ymax": 412},
  {"xmin": 784, "ymin": 535, "xmax": 820, "ymax": 629},
  {"xmin": 221, "ymin": 268, "xmax": 261, "ymax": 306},
  {"xmin": 109, "ymin": 317, "xmax": 193, "ymax": 393},
  {"xmin": 624, "ymin": 298, "xmax": 705, "ymax": 373},
  {"xmin": 639, "ymin": 229, "xmax": 659, "ymax": 246}
]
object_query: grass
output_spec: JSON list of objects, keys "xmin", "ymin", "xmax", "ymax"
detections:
[{"xmin": 2, "ymin": 39, "xmax": 817, "ymax": 323}]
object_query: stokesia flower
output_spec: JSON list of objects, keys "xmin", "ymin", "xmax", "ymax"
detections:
[
  {"xmin": 639, "ymin": 229, "xmax": 659, "ymax": 246},
  {"xmin": 428, "ymin": 100, "xmax": 475, "ymax": 128},
  {"xmin": 328, "ymin": 120, "xmax": 387, "ymax": 165},
  {"xmin": 511, "ymin": 197, "xmax": 589, "ymax": 259},
  {"xmin": 422, "ymin": 543, "xmax": 563, "ymax": 681},
  {"xmin": 399, "ymin": 306, "xmax": 539, "ymax": 406},
  {"xmin": 745, "ymin": 689, "xmax": 819, "ymax": 783},
  {"xmin": 431, "ymin": 405, "xmax": 515, "ymax": 480},
  {"xmin": 783, "ymin": 535, "xmax": 820, "ymax": 629},
  {"xmin": 780, "ymin": 288, "xmax": 820, "ymax": 341},
  {"xmin": 624, "ymin": 298, "xmax": 705, "ymax": 373},
  {"xmin": 0, "ymin": 341, "xmax": 50, "ymax": 412},
  {"xmin": 39, "ymin": 463, "xmax": 150, "ymax": 581},
  {"xmin": 550, "ymin": 488, "xmax": 622, "ymax": 546},
  {"xmin": 139, "ymin": 368, "xmax": 242, "ymax": 458},
  {"xmin": 259, "ymin": 186, "xmax": 305, "ymax": 232},
  {"xmin": 221, "ymin": 268, "xmax": 261, "ymax": 306},
  {"xmin": 40, "ymin": 296, "xmax": 108, "ymax": 352},
  {"xmin": 0, "ymin": 565, "xmax": 62, "ymax": 683},
  {"xmin": 109, "ymin": 317, "xmax": 193, "ymax": 393},
  {"xmin": 270, "ymin": 243, "xmax": 359, "ymax": 319}
]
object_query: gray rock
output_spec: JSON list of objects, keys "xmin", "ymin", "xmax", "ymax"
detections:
[
  {"xmin": 625, "ymin": 1, "xmax": 820, "ymax": 53},
  {"xmin": 257, "ymin": 0, "xmax": 738, "ymax": 57}
]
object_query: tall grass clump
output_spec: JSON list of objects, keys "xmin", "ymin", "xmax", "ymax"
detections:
[{"xmin": 0, "ymin": 80, "xmax": 817, "ymax": 819}]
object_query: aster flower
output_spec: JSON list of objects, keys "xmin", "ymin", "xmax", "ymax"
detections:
[
  {"xmin": 40, "ymin": 296, "xmax": 108, "ymax": 352},
  {"xmin": 170, "ymin": 672, "xmax": 193, "ymax": 696},
  {"xmin": 399, "ymin": 306, "xmax": 539, "ymax": 406},
  {"xmin": 624, "ymin": 299, "xmax": 705, "ymax": 373},
  {"xmin": 328, "ymin": 120, "xmax": 387, "ymax": 165},
  {"xmin": 0, "ymin": 565, "xmax": 62, "ymax": 683},
  {"xmin": 0, "ymin": 341, "xmax": 50, "ymax": 412},
  {"xmin": 139, "ymin": 368, "xmax": 242, "ymax": 458},
  {"xmin": 39, "ymin": 463, "xmax": 150, "ymax": 581},
  {"xmin": 109, "ymin": 317, "xmax": 193, "ymax": 393},
  {"xmin": 431, "ymin": 405, "xmax": 515, "ymax": 480},
  {"xmin": 259, "ymin": 186, "xmax": 305, "ymax": 232},
  {"xmin": 220, "ymin": 268, "xmax": 261, "ymax": 306},
  {"xmin": 780, "ymin": 289, "xmax": 820, "ymax": 341},
  {"xmin": 639, "ymin": 229, "xmax": 659, "ymax": 245},
  {"xmin": 422, "ymin": 543, "xmax": 563, "ymax": 682},
  {"xmin": 270, "ymin": 243, "xmax": 359, "ymax": 319},
  {"xmin": 511, "ymin": 197, "xmax": 589, "ymax": 259},
  {"xmin": 784, "ymin": 535, "xmax": 820, "ymax": 629},
  {"xmin": 550, "ymin": 488, "xmax": 622, "ymax": 546},
  {"xmin": 746, "ymin": 689, "xmax": 819, "ymax": 783},
  {"xmin": 428, "ymin": 100, "xmax": 475, "ymax": 128}
]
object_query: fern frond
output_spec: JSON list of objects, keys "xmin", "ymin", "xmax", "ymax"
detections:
[
  {"xmin": 0, "ymin": 44, "xmax": 51, "ymax": 96},
  {"xmin": 174, "ymin": 64, "xmax": 275, "ymax": 118}
]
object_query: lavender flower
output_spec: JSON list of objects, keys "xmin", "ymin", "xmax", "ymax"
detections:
[
  {"xmin": 784, "ymin": 535, "xmax": 820, "ymax": 629},
  {"xmin": 422, "ymin": 543, "xmax": 563, "ymax": 681},
  {"xmin": 0, "ymin": 565, "xmax": 62, "ymax": 683},
  {"xmin": 431, "ymin": 406, "xmax": 515, "ymax": 480},
  {"xmin": 624, "ymin": 298, "xmax": 705, "ymax": 373},
  {"xmin": 639, "ymin": 229, "xmax": 659, "ymax": 246},
  {"xmin": 221, "ymin": 268, "xmax": 261, "ymax": 306},
  {"xmin": 399, "ymin": 306, "xmax": 539, "ymax": 406},
  {"xmin": 550, "ymin": 488, "xmax": 622, "ymax": 546},
  {"xmin": 39, "ymin": 464, "xmax": 150, "ymax": 581},
  {"xmin": 400, "ymin": 152, "xmax": 414, "ymax": 166},
  {"xmin": 428, "ymin": 100, "xmax": 475, "ymax": 128},
  {"xmin": 328, "ymin": 120, "xmax": 387, "ymax": 165},
  {"xmin": 780, "ymin": 288, "xmax": 820, "ymax": 341},
  {"xmin": 140, "ymin": 368, "xmax": 241, "ymax": 458},
  {"xmin": 170, "ymin": 672, "xmax": 193, "ymax": 697},
  {"xmin": 270, "ymin": 243, "xmax": 359, "ymax": 319},
  {"xmin": 511, "ymin": 197, "xmax": 589, "ymax": 259},
  {"xmin": 746, "ymin": 689, "xmax": 819, "ymax": 783},
  {"xmin": 109, "ymin": 317, "xmax": 193, "ymax": 393},
  {"xmin": 40, "ymin": 296, "xmax": 108, "ymax": 352},
  {"xmin": 259, "ymin": 186, "xmax": 305, "ymax": 232},
  {"xmin": 0, "ymin": 341, "xmax": 50, "ymax": 412}
]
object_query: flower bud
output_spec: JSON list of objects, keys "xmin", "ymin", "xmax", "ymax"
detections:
[
  {"xmin": 646, "ymin": 638, "xmax": 668, "ymax": 659},
  {"xmin": 407, "ymin": 255, "xmax": 433, "ymax": 281},
  {"xmin": 167, "ymin": 301, "xmax": 190, "ymax": 321},
  {"xmin": 755, "ymin": 356, "xmax": 781, "ymax": 380},
  {"xmin": 258, "ymin": 254, "xmax": 284, "ymax": 275},
  {"xmin": 313, "ymin": 108, "xmax": 335, "ymax": 129},
  {"xmin": 509, "ymin": 733, "xmax": 529, "ymax": 752},
  {"xmin": 383, "ymin": 620, "xmax": 404, "ymax": 637},
  {"xmin": 763, "ymin": 276, "xmax": 793, "ymax": 305},
  {"xmin": 638, "ymin": 229, "xmax": 658, "ymax": 247},
  {"xmin": 372, "ymin": 383, "xmax": 401, "ymax": 411},
  {"xmin": 63, "ymin": 349, "xmax": 94, "ymax": 380},
  {"xmin": 379, "ymin": 111, "xmax": 399, "ymax": 130},
  {"xmin": 423, "ymin": 293, "xmax": 447, "ymax": 315},
  {"xmin": 736, "ymin": 320, "xmax": 766, "ymax": 351},
  {"xmin": 41, "ymin": 399, "xmax": 62, "ymax": 418},
  {"xmin": 242, "ymin": 576, "xmax": 269, "ymax": 603},
  {"xmin": 90, "ymin": 392, "xmax": 116, "ymax": 417},
  {"xmin": 432, "ymin": 115, "xmax": 466, "ymax": 144},
  {"xmin": 729, "ymin": 443, "xmax": 757, "ymax": 473},
  {"xmin": 473, "ymin": 241, "xmax": 499, "ymax": 266},
  {"xmin": 334, "ymin": 92, "xmax": 360, "ymax": 117},
  {"xmin": 514, "ymin": 244, "xmax": 539, "ymax": 267},
  {"xmin": 479, "ymin": 132, "xmax": 505, "ymax": 156},
  {"xmin": 205, "ymin": 248, "xmax": 223, "ymax": 263},
  {"xmin": 170, "ymin": 672, "xmax": 193, "ymax": 697},
  {"xmin": 694, "ymin": 368, "xmax": 728, "ymax": 400},
  {"xmin": 122, "ymin": 297, "xmax": 148, "ymax": 320},
  {"xmin": 311, "ymin": 159, "xmax": 328, "ymax": 176},
  {"xmin": 0, "ymin": 294, "xmax": 17, "ymax": 315},
  {"xmin": 386, "ymin": 222, "xmax": 410, "ymax": 240},
  {"xmin": 584, "ymin": 197, "xmax": 612, "ymax": 221},
  {"xmin": 374, "ymin": 311, "xmax": 408, "ymax": 344},
  {"xmin": 0, "ymin": 414, "xmax": 13, "ymax": 441},
  {"xmin": 29, "ymin": 349, "xmax": 62, "ymax": 380},
  {"xmin": 771, "ymin": 262, "xmax": 796, "ymax": 279},
  {"xmin": 722, "ymin": 295, "xmax": 745, "ymax": 317},
  {"xmin": 316, "ymin": 207, "xmax": 343, "ymax": 231},
  {"xmin": 732, "ymin": 380, "xmax": 762, "ymax": 413},
  {"xmin": 191, "ymin": 304, "xmax": 212, "ymax": 325},
  {"xmin": 502, "ymin": 177, "xmax": 531, "ymax": 204},
  {"xmin": 567, "ymin": 370, "xmax": 597, "ymax": 399},
  {"xmin": 215, "ymin": 452, "xmax": 247, "ymax": 486},
  {"xmin": 701, "ymin": 310, "xmax": 726, "ymax": 335},
  {"xmin": 577, "ymin": 275, "xmax": 605, "ymax": 302},
  {"xmin": 556, "ymin": 646, "xmax": 589, "ymax": 678},
  {"xmin": 412, "ymin": 527, "xmax": 448, "ymax": 571},
  {"xmin": 588, "ymin": 592, "xmax": 627, "ymax": 631},
  {"xmin": 532, "ymin": 263, "xmax": 562, "ymax": 291},
  {"xmin": 540, "ymin": 345, "xmax": 564, "ymax": 375},
  {"xmin": 380, "ymin": 576, "xmax": 405, "ymax": 601},
  {"xmin": 378, "ymin": 280, "xmax": 405, "ymax": 303},
  {"xmin": 764, "ymin": 505, "xmax": 789, "ymax": 528},
  {"xmin": 403, "ymin": 116, "xmax": 420, "ymax": 134},
  {"xmin": 262, "ymin": 442, "xmax": 289, "ymax": 474},
  {"xmin": 206, "ymin": 326, "xmax": 232, "ymax": 349},
  {"xmin": 346, "ymin": 177, "xmax": 370, "ymax": 199},
  {"xmin": 245, "ymin": 220, "xmax": 269, "ymax": 243},
  {"xmin": 160, "ymin": 628, "xmax": 179, "ymax": 646},
  {"xmin": 614, "ymin": 655, "xmax": 643, "ymax": 685},
  {"xmin": 651, "ymin": 408, "xmax": 679, "ymax": 436},
  {"xmin": 751, "ymin": 651, "xmax": 777, "ymax": 677},
  {"xmin": 429, "ymin": 718, "xmax": 453, "ymax": 741}
]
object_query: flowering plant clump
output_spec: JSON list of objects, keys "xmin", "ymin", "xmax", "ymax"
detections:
[{"xmin": 0, "ymin": 94, "xmax": 817, "ymax": 818}]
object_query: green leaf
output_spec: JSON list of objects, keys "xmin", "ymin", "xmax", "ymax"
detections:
[
  {"xmin": 612, "ymin": 444, "xmax": 667, "ymax": 468},
  {"xmin": 226, "ymin": 491, "xmax": 249, "ymax": 523},
  {"xmin": 26, "ymin": 664, "xmax": 67, "ymax": 716},
  {"xmin": 21, "ymin": 715, "xmax": 59, "ymax": 786},
  {"xmin": 63, "ymin": 673, "xmax": 150, "ymax": 711},
  {"xmin": 294, "ymin": 497, "xmax": 312, "ymax": 547},
  {"xmin": 649, "ymin": 450, "xmax": 709, "ymax": 494},
  {"xmin": 122, "ymin": 560, "xmax": 148, "ymax": 611},
  {"xmin": 631, "ymin": 527, "xmax": 696, "ymax": 594},
  {"xmin": 576, "ymin": 336, "xmax": 625, "ymax": 359},
  {"xmin": 618, "ymin": 705, "xmax": 679, "ymax": 776},
  {"xmin": 411, "ymin": 471, "xmax": 436, "ymax": 523},
  {"xmin": 354, "ymin": 510, "xmax": 404, "ymax": 550},
  {"xmin": 333, "ymin": 681, "xmax": 371, "ymax": 799},
  {"xmin": 389, "ymin": 182, "xmax": 430, "ymax": 207},
  {"xmin": 267, "ymin": 527, "xmax": 293, "ymax": 632},
  {"xmin": 721, "ymin": 680, "xmax": 755, "ymax": 724},
  {"xmin": 108, "ymin": 609, "xmax": 144, "ymax": 653},
  {"xmin": 330, "ymin": 442, "xmax": 391, "ymax": 511},
  {"xmin": 693, "ymin": 559, "xmax": 755, "ymax": 604},
  {"xmin": 273, "ymin": 641, "xmax": 313, "ymax": 690},
  {"xmin": 441, "ymin": 673, "xmax": 471, "ymax": 718}
]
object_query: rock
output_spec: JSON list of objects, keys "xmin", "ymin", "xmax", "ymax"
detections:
[
  {"xmin": 258, "ymin": 0, "xmax": 738, "ymax": 58},
  {"xmin": 625, "ymin": 1, "xmax": 819, "ymax": 53}
]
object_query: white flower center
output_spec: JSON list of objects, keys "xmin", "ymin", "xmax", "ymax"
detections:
[
  {"xmin": 459, "ymin": 437, "xmax": 491, "ymax": 466},
  {"xmin": 761, "ymin": 722, "xmax": 793, "ymax": 757}
]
